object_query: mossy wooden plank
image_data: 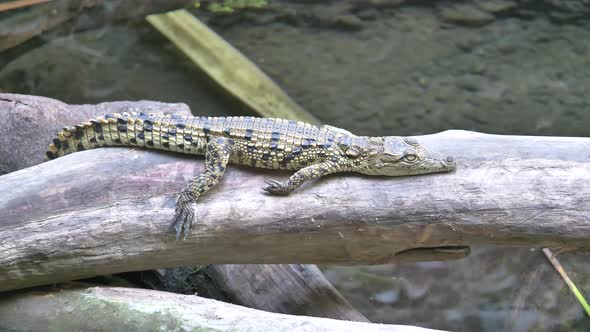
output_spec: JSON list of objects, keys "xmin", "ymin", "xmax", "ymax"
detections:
[{"xmin": 147, "ymin": 10, "xmax": 320, "ymax": 125}]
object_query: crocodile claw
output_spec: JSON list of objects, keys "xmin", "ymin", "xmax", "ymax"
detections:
[
  {"xmin": 169, "ymin": 194, "xmax": 196, "ymax": 240},
  {"xmin": 262, "ymin": 179, "xmax": 289, "ymax": 195}
]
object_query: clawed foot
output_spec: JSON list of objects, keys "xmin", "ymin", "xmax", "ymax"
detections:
[
  {"xmin": 262, "ymin": 179, "xmax": 290, "ymax": 195},
  {"xmin": 168, "ymin": 192, "xmax": 197, "ymax": 240}
]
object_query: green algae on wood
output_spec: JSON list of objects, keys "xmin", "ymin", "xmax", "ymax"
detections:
[
  {"xmin": 203, "ymin": 0, "xmax": 268, "ymax": 14},
  {"xmin": 146, "ymin": 9, "xmax": 320, "ymax": 125},
  {"xmin": 0, "ymin": 284, "xmax": 432, "ymax": 331}
]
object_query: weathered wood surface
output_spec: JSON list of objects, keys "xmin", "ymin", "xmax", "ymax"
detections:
[
  {"xmin": 1, "ymin": 95, "xmax": 590, "ymax": 292},
  {"xmin": 0, "ymin": 283, "xmax": 443, "ymax": 332},
  {"xmin": 0, "ymin": 94, "xmax": 370, "ymax": 322},
  {"xmin": 206, "ymin": 264, "xmax": 369, "ymax": 321}
]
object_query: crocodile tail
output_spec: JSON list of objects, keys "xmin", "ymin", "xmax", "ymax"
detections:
[{"xmin": 45, "ymin": 112, "xmax": 151, "ymax": 161}]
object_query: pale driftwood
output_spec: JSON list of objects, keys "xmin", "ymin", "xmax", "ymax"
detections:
[
  {"xmin": 1, "ymin": 125, "xmax": 590, "ymax": 291},
  {"xmin": 0, "ymin": 94, "xmax": 370, "ymax": 322},
  {"xmin": 0, "ymin": 284, "xmax": 443, "ymax": 332}
]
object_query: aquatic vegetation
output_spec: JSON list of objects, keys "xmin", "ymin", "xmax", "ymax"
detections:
[{"xmin": 199, "ymin": 0, "xmax": 268, "ymax": 14}]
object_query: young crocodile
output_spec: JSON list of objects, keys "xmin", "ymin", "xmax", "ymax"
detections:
[{"xmin": 46, "ymin": 112, "xmax": 456, "ymax": 239}]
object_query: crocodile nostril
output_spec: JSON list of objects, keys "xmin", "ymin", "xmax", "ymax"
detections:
[{"xmin": 446, "ymin": 156, "xmax": 454, "ymax": 163}]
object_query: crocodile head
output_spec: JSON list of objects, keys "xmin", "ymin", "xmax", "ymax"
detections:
[{"xmin": 356, "ymin": 136, "xmax": 455, "ymax": 176}]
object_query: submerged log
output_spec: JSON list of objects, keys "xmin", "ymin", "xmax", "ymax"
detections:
[
  {"xmin": 0, "ymin": 283, "xmax": 442, "ymax": 332},
  {"xmin": 1, "ymin": 95, "xmax": 590, "ymax": 293}
]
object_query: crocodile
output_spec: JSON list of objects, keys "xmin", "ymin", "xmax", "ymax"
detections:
[{"xmin": 46, "ymin": 112, "xmax": 456, "ymax": 239}]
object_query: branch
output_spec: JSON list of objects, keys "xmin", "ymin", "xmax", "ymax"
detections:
[
  {"xmin": 1, "ymin": 96, "xmax": 590, "ymax": 292},
  {"xmin": 0, "ymin": 284, "xmax": 444, "ymax": 332}
]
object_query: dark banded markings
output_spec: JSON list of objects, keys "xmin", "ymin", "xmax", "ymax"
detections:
[
  {"xmin": 92, "ymin": 122, "xmax": 102, "ymax": 133},
  {"xmin": 244, "ymin": 129, "xmax": 253, "ymax": 140},
  {"xmin": 144, "ymin": 120, "xmax": 153, "ymax": 132},
  {"xmin": 52, "ymin": 138, "xmax": 62, "ymax": 149}
]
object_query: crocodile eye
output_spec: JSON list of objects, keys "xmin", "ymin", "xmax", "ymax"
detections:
[{"xmin": 403, "ymin": 154, "xmax": 418, "ymax": 162}]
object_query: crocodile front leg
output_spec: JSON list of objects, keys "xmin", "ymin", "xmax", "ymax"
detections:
[
  {"xmin": 170, "ymin": 137, "xmax": 233, "ymax": 240},
  {"xmin": 263, "ymin": 160, "xmax": 344, "ymax": 195}
]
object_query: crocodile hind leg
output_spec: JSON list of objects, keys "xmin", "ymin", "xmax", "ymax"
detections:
[
  {"xmin": 170, "ymin": 137, "xmax": 233, "ymax": 240},
  {"xmin": 262, "ymin": 160, "xmax": 344, "ymax": 195}
]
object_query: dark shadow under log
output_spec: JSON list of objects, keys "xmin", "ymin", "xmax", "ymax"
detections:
[
  {"xmin": 206, "ymin": 264, "xmax": 369, "ymax": 321},
  {"xmin": 1, "ymin": 96, "xmax": 590, "ymax": 292}
]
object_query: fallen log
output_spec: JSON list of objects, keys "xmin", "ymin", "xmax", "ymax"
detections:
[
  {"xmin": 0, "ymin": 94, "xmax": 372, "ymax": 322},
  {"xmin": 1, "ymin": 113, "xmax": 589, "ymax": 291},
  {"xmin": 0, "ymin": 283, "xmax": 442, "ymax": 332}
]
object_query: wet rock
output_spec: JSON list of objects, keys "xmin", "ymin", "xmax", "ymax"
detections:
[
  {"xmin": 355, "ymin": 8, "xmax": 379, "ymax": 21},
  {"xmin": 456, "ymin": 74, "xmax": 486, "ymax": 92},
  {"xmin": 455, "ymin": 35, "xmax": 486, "ymax": 52},
  {"xmin": 438, "ymin": 3, "xmax": 496, "ymax": 26},
  {"xmin": 333, "ymin": 14, "xmax": 364, "ymax": 30},
  {"xmin": 475, "ymin": 0, "xmax": 517, "ymax": 13},
  {"xmin": 373, "ymin": 289, "xmax": 400, "ymax": 304}
]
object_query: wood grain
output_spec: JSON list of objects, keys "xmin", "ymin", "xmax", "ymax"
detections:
[{"xmin": 1, "ymin": 127, "xmax": 589, "ymax": 291}]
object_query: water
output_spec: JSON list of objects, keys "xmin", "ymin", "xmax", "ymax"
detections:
[{"xmin": 1, "ymin": 1, "xmax": 589, "ymax": 331}]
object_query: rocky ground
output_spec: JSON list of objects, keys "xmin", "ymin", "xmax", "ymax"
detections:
[{"xmin": 0, "ymin": 1, "xmax": 589, "ymax": 331}]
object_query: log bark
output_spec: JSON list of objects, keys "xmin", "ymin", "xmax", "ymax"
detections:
[
  {"xmin": 1, "ymin": 96, "xmax": 590, "ymax": 292},
  {"xmin": 205, "ymin": 264, "xmax": 369, "ymax": 321},
  {"xmin": 0, "ymin": 93, "xmax": 369, "ymax": 322},
  {"xmin": 0, "ymin": 283, "xmax": 443, "ymax": 332}
]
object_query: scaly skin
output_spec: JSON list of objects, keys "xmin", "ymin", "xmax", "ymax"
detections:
[{"xmin": 46, "ymin": 112, "xmax": 456, "ymax": 239}]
